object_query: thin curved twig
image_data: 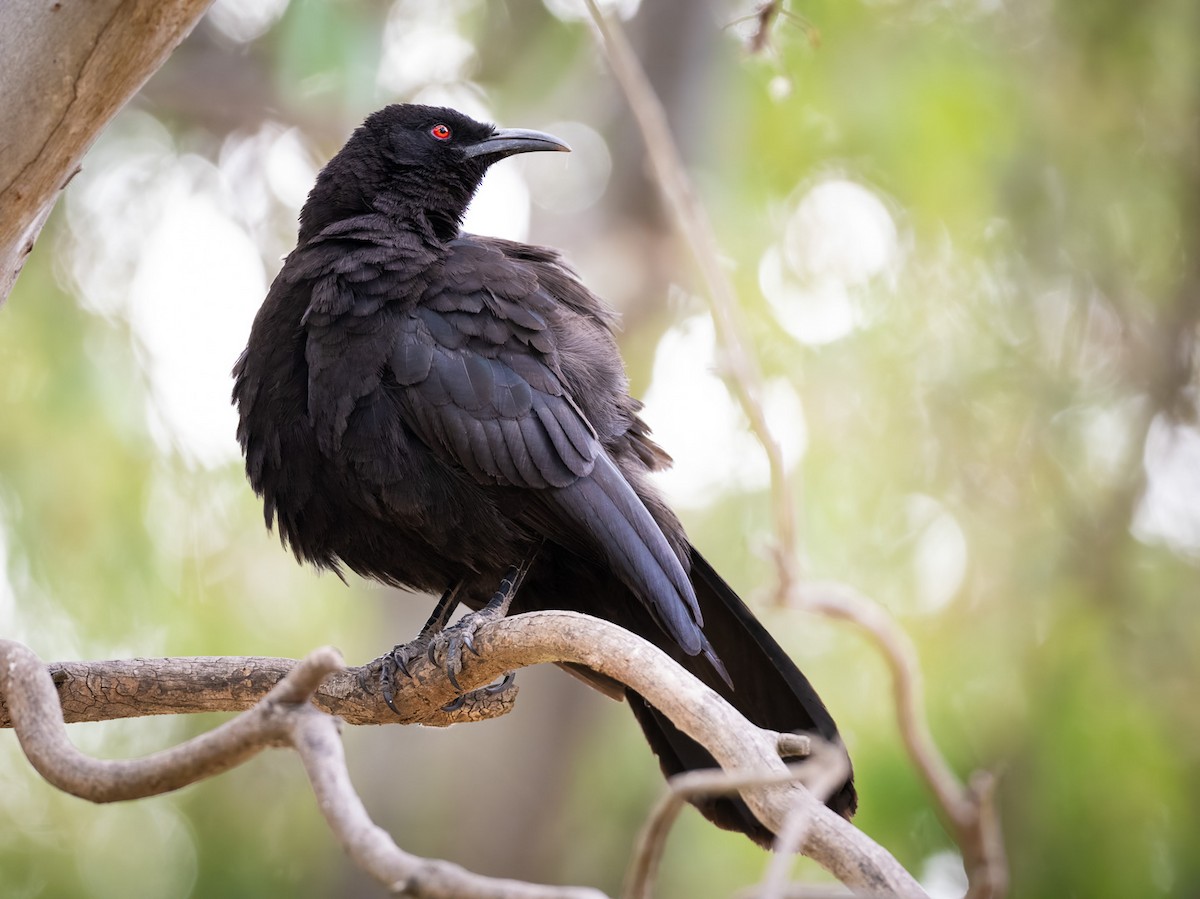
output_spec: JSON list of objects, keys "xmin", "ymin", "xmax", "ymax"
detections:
[
  {"xmin": 794, "ymin": 583, "xmax": 1007, "ymax": 899},
  {"xmin": 1, "ymin": 639, "xmax": 338, "ymax": 801},
  {"xmin": 759, "ymin": 740, "xmax": 854, "ymax": 899},
  {"xmin": 624, "ymin": 764, "xmax": 814, "ymax": 899}
]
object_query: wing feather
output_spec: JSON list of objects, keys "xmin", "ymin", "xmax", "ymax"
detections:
[{"xmin": 379, "ymin": 236, "xmax": 704, "ymax": 653}]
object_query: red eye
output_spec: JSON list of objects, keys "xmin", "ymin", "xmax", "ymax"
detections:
[{"xmin": 430, "ymin": 124, "xmax": 451, "ymax": 141}]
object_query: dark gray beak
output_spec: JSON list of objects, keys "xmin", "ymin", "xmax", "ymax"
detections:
[{"xmin": 463, "ymin": 127, "xmax": 571, "ymax": 160}]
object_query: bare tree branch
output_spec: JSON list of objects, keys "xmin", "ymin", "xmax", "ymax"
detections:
[
  {"xmin": 0, "ymin": 636, "xmax": 605, "ymax": 899},
  {"xmin": 0, "ymin": 654, "xmax": 517, "ymax": 729},
  {"xmin": 0, "ymin": 0, "xmax": 214, "ymax": 304},
  {"xmin": 625, "ymin": 764, "xmax": 814, "ymax": 899},
  {"xmin": 759, "ymin": 742, "xmax": 855, "ymax": 899},
  {"xmin": 2, "ymin": 611, "xmax": 926, "ymax": 896},
  {"xmin": 794, "ymin": 584, "xmax": 1008, "ymax": 899}
]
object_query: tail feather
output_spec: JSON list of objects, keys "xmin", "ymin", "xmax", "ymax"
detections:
[
  {"xmin": 515, "ymin": 542, "xmax": 856, "ymax": 844},
  {"xmin": 630, "ymin": 548, "xmax": 856, "ymax": 845}
]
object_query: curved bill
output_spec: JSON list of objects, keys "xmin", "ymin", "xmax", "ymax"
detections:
[{"xmin": 463, "ymin": 127, "xmax": 571, "ymax": 160}]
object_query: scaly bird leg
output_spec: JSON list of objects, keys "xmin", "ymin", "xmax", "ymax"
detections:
[
  {"xmin": 380, "ymin": 581, "xmax": 465, "ymax": 714},
  {"xmin": 439, "ymin": 539, "xmax": 544, "ymax": 694}
]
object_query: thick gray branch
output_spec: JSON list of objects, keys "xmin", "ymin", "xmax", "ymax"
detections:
[
  {"xmin": 0, "ymin": 653, "xmax": 515, "ymax": 728},
  {"xmin": 0, "ymin": 0, "xmax": 214, "ymax": 303}
]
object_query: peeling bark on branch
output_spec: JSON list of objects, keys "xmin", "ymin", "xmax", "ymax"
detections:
[{"xmin": 1, "ymin": 653, "xmax": 517, "ymax": 729}]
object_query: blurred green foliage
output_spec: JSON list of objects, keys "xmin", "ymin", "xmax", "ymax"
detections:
[{"xmin": 2, "ymin": 1, "xmax": 1198, "ymax": 897}]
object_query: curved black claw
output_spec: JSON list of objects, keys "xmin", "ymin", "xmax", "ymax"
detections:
[
  {"xmin": 487, "ymin": 671, "xmax": 516, "ymax": 694},
  {"xmin": 438, "ymin": 602, "xmax": 506, "ymax": 691},
  {"xmin": 443, "ymin": 624, "xmax": 474, "ymax": 691},
  {"xmin": 380, "ymin": 662, "xmax": 401, "ymax": 715},
  {"xmin": 381, "ymin": 560, "xmax": 532, "ymax": 712},
  {"xmin": 439, "ymin": 672, "xmax": 517, "ymax": 712},
  {"xmin": 380, "ymin": 638, "xmax": 434, "ymax": 715}
]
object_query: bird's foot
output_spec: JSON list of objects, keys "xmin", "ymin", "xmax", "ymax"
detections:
[
  {"xmin": 434, "ymin": 568, "xmax": 521, "ymax": 691},
  {"xmin": 378, "ymin": 558, "xmax": 534, "ymax": 714},
  {"xmin": 380, "ymin": 636, "xmax": 436, "ymax": 714},
  {"xmin": 378, "ymin": 582, "xmax": 467, "ymax": 714},
  {"xmin": 379, "ymin": 633, "xmax": 513, "ymax": 715},
  {"xmin": 377, "ymin": 653, "xmax": 517, "ymax": 724},
  {"xmin": 440, "ymin": 671, "xmax": 517, "ymax": 713}
]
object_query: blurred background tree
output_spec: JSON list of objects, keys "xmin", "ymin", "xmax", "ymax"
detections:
[{"xmin": 1, "ymin": 0, "xmax": 1197, "ymax": 896}]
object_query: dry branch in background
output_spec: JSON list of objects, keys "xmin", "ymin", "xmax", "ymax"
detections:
[
  {"xmin": 624, "ymin": 745, "xmax": 858, "ymax": 899},
  {"xmin": 581, "ymin": 0, "xmax": 803, "ymax": 593},
  {"xmin": 794, "ymin": 584, "xmax": 1008, "ymax": 899},
  {"xmin": 2, "ymin": 611, "xmax": 927, "ymax": 897},
  {"xmin": 582, "ymin": 5, "xmax": 1007, "ymax": 898}
]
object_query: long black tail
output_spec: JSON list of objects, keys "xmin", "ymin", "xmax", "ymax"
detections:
[
  {"xmin": 513, "ymin": 542, "xmax": 856, "ymax": 844},
  {"xmin": 626, "ymin": 548, "xmax": 856, "ymax": 845}
]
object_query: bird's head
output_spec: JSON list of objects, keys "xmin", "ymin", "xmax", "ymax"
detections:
[{"xmin": 299, "ymin": 104, "xmax": 570, "ymax": 242}]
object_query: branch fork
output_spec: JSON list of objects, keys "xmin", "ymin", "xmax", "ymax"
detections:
[{"xmin": 1, "ymin": 611, "xmax": 926, "ymax": 898}]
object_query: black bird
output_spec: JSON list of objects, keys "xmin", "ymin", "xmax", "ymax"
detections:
[{"xmin": 233, "ymin": 104, "xmax": 855, "ymax": 843}]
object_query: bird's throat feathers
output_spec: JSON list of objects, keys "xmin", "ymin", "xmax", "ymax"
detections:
[{"xmin": 298, "ymin": 153, "xmax": 480, "ymax": 244}]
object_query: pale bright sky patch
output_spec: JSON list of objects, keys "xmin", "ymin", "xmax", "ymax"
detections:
[
  {"xmin": 919, "ymin": 850, "xmax": 969, "ymax": 899},
  {"xmin": 217, "ymin": 122, "xmax": 322, "ymax": 267},
  {"xmin": 464, "ymin": 162, "xmax": 532, "ymax": 242},
  {"xmin": 265, "ymin": 127, "xmax": 321, "ymax": 210},
  {"xmin": 519, "ymin": 121, "xmax": 611, "ymax": 215},
  {"xmin": 64, "ymin": 112, "xmax": 175, "ymax": 319},
  {"xmin": 64, "ymin": 115, "xmax": 274, "ymax": 468},
  {"xmin": 128, "ymin": 186, "xmax": 266, "ymax": 466},
  {"xmin": 762, "ymin": 176, "xmax": 900, "ymax": 345},
  {"xmin": 206, "ymin": 0, "xmax": 290, "ymax": 43},
  {"xmin": 641, "ymin": 315, "xmax": 807, "ymax": 508},
  {"xmin": 905, "ymin": 494, "xmax": 968, "ymax": 614},
  {"xmin": 1133, "ymin": 411, "xmax": 1200, "ymax": 558},
  {"xmin": 768, "ymin": 76, "xmax": 793, "ymax": 101},
  {"xmin": 760, "ymin": 245, "xmax": 859, "ymax": 345},
  {"xmin": 784, "ymin": 177, "xmax": 898, "ymax": 285},
  {"xmin": 219, "ymin": 123, "xmax": 321, "ymax": 222},
  {"xmin": 377, "ymin": 0, "xmax": 477, "ymax": 96},
  {"xmin": 543, "ymin": 0, "xmax": 641, "ymax": 22}
]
